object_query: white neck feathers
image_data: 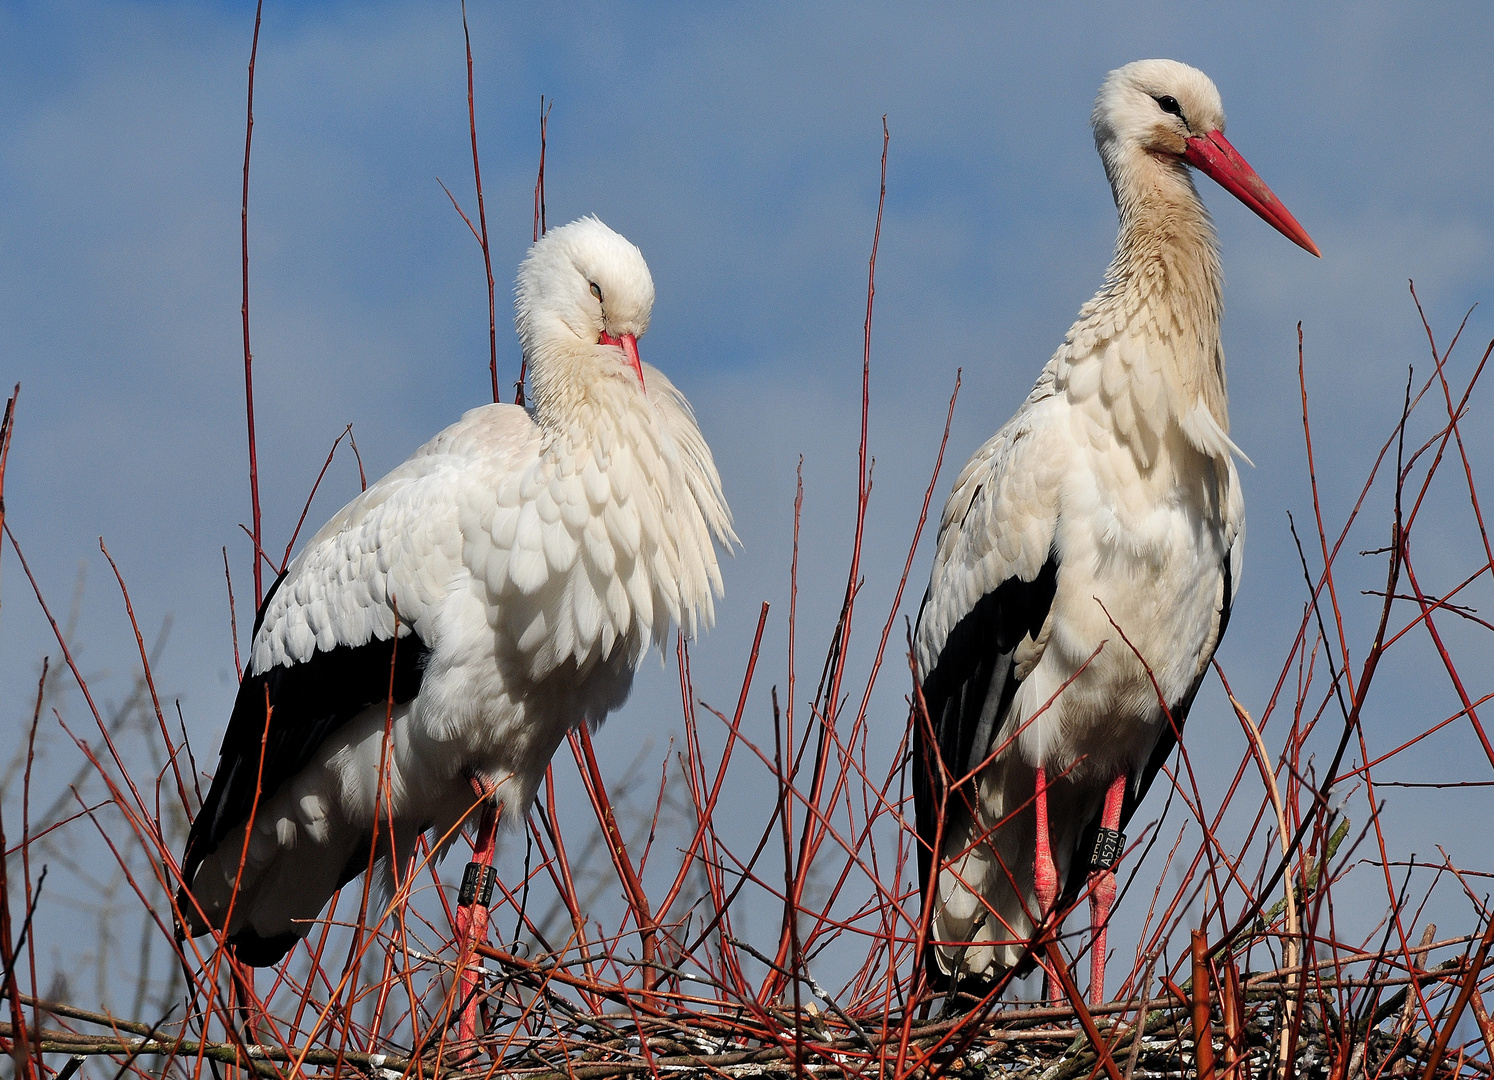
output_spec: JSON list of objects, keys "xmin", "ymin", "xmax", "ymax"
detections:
[{"xmin": 1052, "ymin": 147, "xmax": 1237, "ymax": 468}]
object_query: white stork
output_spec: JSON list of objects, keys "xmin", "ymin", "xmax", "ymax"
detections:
[
  {"xmin": 179, "ymin": 217, "xmax": 736, "ymax": 972},
  {"xmin": 912, "ymin": 60, "xmax": 1318, "ymax": 1007}
]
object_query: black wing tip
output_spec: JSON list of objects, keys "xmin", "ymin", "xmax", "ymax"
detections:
[
  {"xmin": 183, "ymin": 632, "xmax": 433, "ymax": 888},
  {"xmin": 932, "ymin": 968, "xmax": 1017, "ymax": 1019},
  {"xmin": 228, "ymin": 928, "xmax": 300, "ymax": 967},
  {"xmin": 172, "ymin": 887, "xmax": 299, "ymax": 968},
  {"xmin": 174, "ymin": 886, "xmax": 204, "ymax": 941}
]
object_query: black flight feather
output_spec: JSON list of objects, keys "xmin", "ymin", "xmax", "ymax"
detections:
[
  {"xmin": 913, "ymin": 553, "xmax": 1059, "ymax": 990},
  {"xmin": 178, "ymin": 570, "xmax": 430, "ymax": 961}
]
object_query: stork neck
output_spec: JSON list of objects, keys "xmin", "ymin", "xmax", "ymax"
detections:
[
  {"xmin": 1110, "ymin": 154, "xmax": 1222, "ymax": 292},
  {"xmin": 524, "ymin": 341, "xmax": 638, "ymax": 438},
  {"xmin": 1102, "ymin": 149, "xmax": 1228, "ymax": 430}
]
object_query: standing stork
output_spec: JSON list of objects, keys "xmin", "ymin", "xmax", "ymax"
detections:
[
  {"xmin": 178, "ymin": 218, "xmax": 735, "ymax": 994},
  {"xmin": 913, "ymin": 60, "xmax": 1318, "ymax": 1007}
]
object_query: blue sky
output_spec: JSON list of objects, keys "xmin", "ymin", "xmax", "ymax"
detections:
[{"xmin": 2, "ymin": 2, "xmax": 1492, "ymax": 1004}]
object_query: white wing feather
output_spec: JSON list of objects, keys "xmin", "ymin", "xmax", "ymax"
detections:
[{"xmin": 915, "ymin": 383, "xmax": 1067, "ymax": 678}]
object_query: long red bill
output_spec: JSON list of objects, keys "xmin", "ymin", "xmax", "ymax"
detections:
[
  {"xmin": 1183, "ymin": 129, "xmax": 1321, "ymax": 257},
  {"xmin": 599, "ymin": 331, "xmax": 646, "ymax": 389}
]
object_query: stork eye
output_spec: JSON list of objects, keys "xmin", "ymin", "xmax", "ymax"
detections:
[
  {"xmin": 590, "ymin": 282, "xmax": 604, "ymax": 302},
  {"xmin": 1155, "ymin": 95, "xmax": 1183, "ymax": 118}
]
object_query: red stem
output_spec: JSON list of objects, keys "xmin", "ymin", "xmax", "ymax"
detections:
[
  {"xmin": 570, "ymin": 725, "xmax": 657, "ymax": 999},
  {"xmin": 533, "ymin": 96, "xmax": 551, "ymax": 244},
  {"xmin": 768, "ymin": 115, "xmax": 889, "ymax": 997},
  {"xmin": 459, "ymin": 0, "xmax": 498, "ymax": 404},
  {"xmin": 242, "ymin": 0, "xmax": 264, "ymax": 606}
]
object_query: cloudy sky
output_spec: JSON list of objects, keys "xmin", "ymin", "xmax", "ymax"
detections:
[{"xmin": 2, "ymin": 2, "xmax": 1491, "ymax": 1002}]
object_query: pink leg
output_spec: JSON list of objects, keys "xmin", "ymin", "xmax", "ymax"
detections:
[
  {"xmin": 1033, "ymin": 766, "xmax": 1058, "ymax": 920},
  {"xmin": 455, "ymin": 788, "xmax": 501, "ymax": 1048},
  {"xmin": 1087, "ymin": 773, "xmax": 1127, "ymax": 1006}
]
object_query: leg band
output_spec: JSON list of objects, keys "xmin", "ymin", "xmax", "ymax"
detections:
[
  {"xmin": 459, "ymin": 863, "xmax": 497, "ymax": 907},
  {"xmin": 1090, "ymin": 827, "xmax": 1125, "ymax": 871}
]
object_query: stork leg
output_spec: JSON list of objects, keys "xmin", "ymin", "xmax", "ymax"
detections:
[
  {"xmin": 1033, "ymin": 766, "xmax": 1058, "ymax": 920},
  {"xmin": 1086, "ymin": 773, "xmax": 1128, "ymax": 1006},
  {"xmin": 455, "ymin": 786, "xmax": 501, "ymax": 1048},
  {"xmin": 1033, "ymin": 766, "xmax": 1061, "ymax": 1003}
]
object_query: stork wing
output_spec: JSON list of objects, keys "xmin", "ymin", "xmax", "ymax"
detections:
[
  {"xmin": 181, "ymin": 405, "xmax": 540, "ymax": 889},
  {"xmin": 912, "ymin": 400, "xmax": 1064, "ymax": 903},
  {"xmin": 184, "ymin": 387, "xmax": 735, "ymax": 891}
]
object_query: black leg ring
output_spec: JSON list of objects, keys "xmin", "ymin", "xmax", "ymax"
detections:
[
  {"xmin": 1090, "ymin": 827, "xmax": 1126, "ymax": 871},
  {"xmin": 459, "ymin": 863, "xmax": 497, "ymax": 907}
]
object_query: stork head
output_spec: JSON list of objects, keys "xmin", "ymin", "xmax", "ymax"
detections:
[
  {"xmin": 516, "ymin": 216, "xmax": 656, "ymax": 391},
  {"xmin": 1093, "ymin": 59, "xmax": 1319, "ymax": 256}
]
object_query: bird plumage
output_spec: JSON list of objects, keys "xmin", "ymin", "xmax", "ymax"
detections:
[
  {"xmin": 912, "ymin": 59, "xmax": 1315, "ymax": 997},
  {"xmin": 180, "ymin": 217, "xmax": 736, "ymax": 964}
]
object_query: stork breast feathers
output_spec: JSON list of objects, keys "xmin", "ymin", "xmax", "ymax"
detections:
[
  {"xmin": 474, "ymin": 382, "xmax": 731, "ymax": 679},
  {"xmin": 251, "ymin": 389, "xmax": 733, "ymax": 687}
]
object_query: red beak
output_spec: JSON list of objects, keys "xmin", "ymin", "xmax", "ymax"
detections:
[
  {"xmin": 1183, "ymin": 129, "xmax": 1320, "ymax": 258},
  {"xmin": 599, "ymin": 331, "xmax": 646, "ymax": 390}
]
